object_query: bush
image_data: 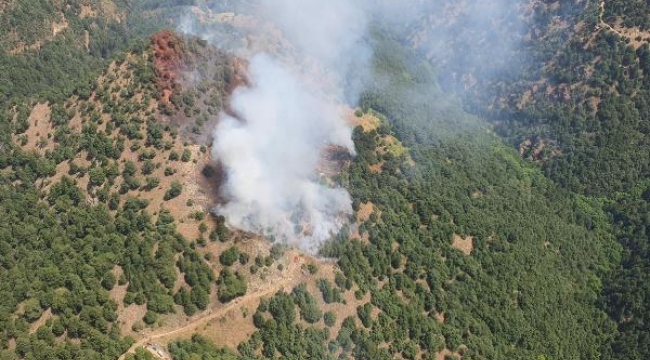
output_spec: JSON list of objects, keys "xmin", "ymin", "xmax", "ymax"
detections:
[
  {"xmin": 144, "ymin": 176, "xmax": 160, "ymax": 190},
  {"xmin": 181, "ymin": 149, "xmax": 192, "ymax": 162},
  {"xmin": 164, "ymin": 181, "xmax": 182, "ymax": 200},
  {"xmin": 292, "ymin": 284, "xmax": 322, "ymax": 324},
  {"xmin": 316, "ymin": 279, "xmax": 342, "ymax": 304},
  {"xmin": 324, "ymin": 311, "xmax": 336, "ymax": 327},
  {"xmin": 143, "ymin": 311, "xmax": 157, "ymax": 325},
  {"xmin": 219, "ymin": 247, "xmax": 239, "ymax": 266},
  {"xmin": 88, "ymin": 167, "xmax": 106, "ymax": 186},
  {"xmin": 217, "ymin": 269, "xmax": 247, "ymax": 303}
]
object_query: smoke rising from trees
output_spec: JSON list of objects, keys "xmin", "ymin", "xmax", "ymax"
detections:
[
  {"xmin": 179, "ymin": 0, "xmax": 375, "ymax": 250},
  {"xmin": 212, "ymin": 54, "xmax": 355, "ymax": 250},
  {"xmin": 178, "ymin": 0, "xmax": 526, "ymax": 250}
]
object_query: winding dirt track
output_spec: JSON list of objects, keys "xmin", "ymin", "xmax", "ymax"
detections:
[
  {"xmin": 596, "ymin": 1, "xmax": 645, "ymax": 41},
  {"xmin": 598, "ymin": 1, "xmax": 619, "ymax": 35},
  {"xmin": 118, "ymin": 253, "xmax": 302, "ymax": 360}
]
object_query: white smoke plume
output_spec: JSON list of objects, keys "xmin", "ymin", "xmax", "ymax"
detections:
[
  {"xmin": 207, "ymin": 0, "xmax": 372, "ymax": 251},
  {"xmin": 178, "ymin": 0, "xmax": 525, "ymax": 250},
  {"xmin": 213, "ymin": 54, "xmax": 355, "ymax": 250}
]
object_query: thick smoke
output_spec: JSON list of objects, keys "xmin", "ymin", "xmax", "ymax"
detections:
[
  {"xmin": 176, "ymin": 0, "xmax": 529, "ymax": 250},
  {"xmin": 213, "ymin": 54, "xmax": 355, "ymax": 250},
  {"xmin": 207, "ymin": 0, "xmax": 372, "ymax": 251},
  {"xmin": 254, "ymin": 0, "xmax": 370, "ymax": 92}
]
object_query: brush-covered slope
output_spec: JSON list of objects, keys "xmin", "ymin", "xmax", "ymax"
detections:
[
  {"xmin": 1, "ymin": 1, "xmax": 646, "ymax": 360},
  {"xmin": 0, "ymin": 33, "xmax": 260, "ymax": 360},
  {"xmin": 161, "ymin": 34, "xmax": 621, "ymax": 360},
  {"xmin": 404, "ymin": 1, "xmax": 650, "ymax": 358},
  {"xmin": 0, "ymin": 0, "xmax": 195, "ymax": 105}
]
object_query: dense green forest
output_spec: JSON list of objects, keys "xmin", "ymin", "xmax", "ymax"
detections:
[
  {"xmin": 604, "ymin": 0, "xmax": 650, "ymax": 30},
  {"xmin": 0, "ymin": 0, "xmax": 190, "ymax": 106},
  {"xmin": 404, "ymin": 1, "xmax": 650, "ymax": 358},
  {"xmin": 2, "ymin": 0, "xmax": 650, "ymax": 359},
  {"xmin": 156, "ymin": 33, "xmax": 623, "ymax": 360}
]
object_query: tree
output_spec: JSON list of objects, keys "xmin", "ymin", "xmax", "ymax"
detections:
[
  {"xmin": 164, "ymin": 181, "xmax": 182, "ymax": 200},
  {"xmin": 217, "ymin": 269, "xmax": 247, "ymax": 303},
  {"xmin": 143, "ymin": 311, "xmax": 157, "ymax": 325},
  {"xmin": 144, "ymin": 176, "xmax": 160, "ymax": 190},
  {"xmin": 89, "ymin": 167, "xmax": 106, "ymax": 186},
  {"xmin": 292, "ymin": 284, "xmax": 322, "ymax": 324},
  {"xmin": 219, "ymin": 247, "xmax": 239, "ymax": 266},
  {"xmin": 181, "ymin": 149, "xmax": 192, "ymax": 162},
  {"xmin": 324, "ymin": 311, "xmax": 336, "ymax": 327}
]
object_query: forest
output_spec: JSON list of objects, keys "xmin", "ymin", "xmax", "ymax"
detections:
[{"xmin": 1, "ymin": 0, "xmax": 650, "ymax": 359}]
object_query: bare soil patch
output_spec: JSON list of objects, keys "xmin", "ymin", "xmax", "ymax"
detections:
[
  {"xmin": 29, "ymin": 308, "xmax": 53, "ymax": 333},
  {"xmin": 52, "ymin": 14, "xmax": 69, "ymax": 36},
  {"xmin": 80, "ymin": 5, "xmax": 96, "ymax": 18},
  {"xmin": 369, "ymin": 161, "xmax": 385, "ymax": 174},
  {"xmin": 18, "ymin": 103, "xmax": 53, "ymax": 152},
  {"xmin": 356, "ymin": 202, "xmax": 375, "ymax": 223},
  {"xmin": 348, "ymin": 110, "xmax": 380, "ymax": 132},
  {"xmin": 452, "ymin": 234, "xmax": 473, "ymax": 255},
  {"xmin": 118, "ymin": 249, "xmax": 307, "ymax": 359},
  {"xmin": 436, "ymin": 348, "xmax": 462, "ymax": 360},
  {"xmin": 118, "ymin": 304, "xmax": 148, "ymax": 336}
]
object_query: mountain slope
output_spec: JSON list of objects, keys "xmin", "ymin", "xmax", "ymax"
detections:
[{"xmin": 1, "ymin": 1, "xmax": 647, "ymax": 360}]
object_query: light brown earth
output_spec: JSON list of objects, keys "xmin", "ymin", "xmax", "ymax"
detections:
[
  {"xmin": 12, "ymin": 36, "xmax": 390, "ymax": 360},
  {"xmin": 598, "ymin": 1, "xmax": 650, "ymax": 50},
  {"xmin": 118, "ymin": 250, "xmax": 306, "ymax": 360},
  {"xmin": 436, "ymin": 348, "xmax": 463, "ymax": 360},
  {"xmin": 452, "ymin": 234, "xmax": 474, "ymax": 255},
  {"xmin": 356, "ymin": 202, "xmax": 375, "ymax": 223},
  {"xmin": 6, "ymin": 1, "xmax": 122, "ymax": 55},
  {"xmin": 52, "ymin": 13, "xmax": 68, "ymax": 36},
  {"xmin": 348, "ymin": 109, "xmax": 380, "ymax": 132},
  {"xmin": 80, "ymin": 5, "xmax": 97, "ymax": 18},
  {"xmin": 29, "ymin": 309, "xmax": 53, "ymax": 334},
  {"xmin": 15, "ymin": 103, "xmax": 52, "ymax": 152}
]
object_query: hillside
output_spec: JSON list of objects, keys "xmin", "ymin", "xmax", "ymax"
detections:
[
  {"xmin": 0, "ymin": 29, "xmax": 388, "ymax": 360},
  {"xmin": 1, "ymin": 1, "xmax": 650, "ymax": 360},
  {"xmin": 405, "ymin": 1, "xmax": 650, "ymax": 357}
]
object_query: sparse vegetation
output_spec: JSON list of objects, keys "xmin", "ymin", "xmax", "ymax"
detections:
[{"xmin": 164, "ymin": 180, "xmax": 183, "ymax": 200}]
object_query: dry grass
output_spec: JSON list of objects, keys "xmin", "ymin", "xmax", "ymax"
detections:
[
  {"xmin": 12, "ymin": 38, "xmax": 384, "ymax": 359},
  {"xmin": 118, "ymin": 249, "xmax": 308, "ymax": 359},
  {"xmin": 118, "ymin": 304, "xmax": 148, "ymax": 336},
  {"xmin": 368, "ymin": 161, "xmax": 385, "ymax": 174},
  {"xmin": 8, "ymin": 41, "xmax": 42, "ymax": 55},
  {"xmin": 12, "ymin": 56, "xmax": 217, "ymax": 336},
  {"xmin": 378, "ymin": 135, "xmax": 406, "ymax": 159},
  {"xmin": 80, "ymin": 5, "xmax": 96, "ymax": 18},
  {"xmin": 84, "ymin": 30, "xmax": 90, "ymax": 51},
  {"xmin": 356, "ymin": 202, "xmax": 375, "ymax": 223},
  {"xmin": 348, "ymin": 108, "xmax": 412, "ymax": 173},
  {"xmin": 452, "ymin": 234, "xmax": 473, "ymax": 256},
  {"xmin": 29, "ymin": 308, "xmax": 53, "ymax": 334},
  {"xmin": 16, "ymin": 103, "xmax": 53, "ymax": 152},
  {"xmin": 435, "ymin": 311, "xmax": 445, "ymax": 324},
  {"xmin": 436, "ymin": 348, "xmax": 462, "ymax": 360},
  {"xmin": 597, "ymin": 1, "xmax": 650, "ymax": 50},
  {"xmin": 299, "ymin": 260, "xmax": 370, "ymax": 340},
  {"xmin": 52, "ymin": 13, "xmax": 68, "ymax": 36},
  {"xmin": 99, "ymin": 0, "xmax": 123, "ymax": 23},
  {"xmin": 348, "ymin": 109, "xmax": 380, "ymax": 132}
]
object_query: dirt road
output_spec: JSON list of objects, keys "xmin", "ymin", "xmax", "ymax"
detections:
[{"xmin": 118, "ymin": 252, "xmax": 303, "ymax": 360}]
